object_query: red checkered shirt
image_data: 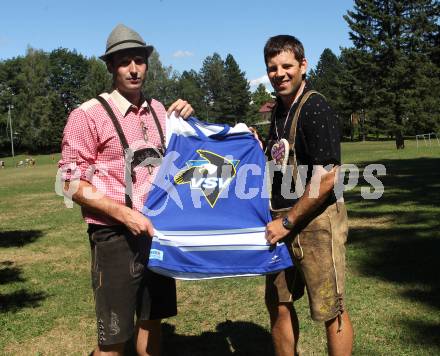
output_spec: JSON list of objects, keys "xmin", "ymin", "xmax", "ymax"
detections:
[{"xmin": 59, "ymin": 90, "xmax": 167, "ymax": 225}]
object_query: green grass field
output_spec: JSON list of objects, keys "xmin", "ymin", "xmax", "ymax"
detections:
[{"xmin": 1, "ymin": 140, "xmax": 439, "ymax": 355}]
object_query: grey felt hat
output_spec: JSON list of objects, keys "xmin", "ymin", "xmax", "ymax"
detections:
[{"xmin": 100, "ymin": 24, "xmax": 154, "ymax": 61}]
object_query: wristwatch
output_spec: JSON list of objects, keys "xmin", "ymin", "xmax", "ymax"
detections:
[{"xmin": 282, "ymin": 216, "xmax": 295, "ymax": 230}]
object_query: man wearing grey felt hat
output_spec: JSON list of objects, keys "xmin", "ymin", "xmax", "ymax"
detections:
[
  {"xmin": 59, "ymin": 23, "xmax": 194, "ymax": 356},
  {"xmin": 100, "ymin": 24, "xmax": 154, "ymax": 61}
]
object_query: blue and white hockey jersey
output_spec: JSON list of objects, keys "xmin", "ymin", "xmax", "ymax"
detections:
[{"xmin": 143, "ymin": 114, "xmax": 293, "ymax": 280}]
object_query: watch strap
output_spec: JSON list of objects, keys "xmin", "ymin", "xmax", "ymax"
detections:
[{"xmin": 282, "ymin": 216, "xmax": 295, "ymax": 230}]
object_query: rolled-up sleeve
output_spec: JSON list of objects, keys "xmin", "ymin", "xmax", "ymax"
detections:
[{"xmin": 58, "ymin": 108, "xmax": 98, "ymax": 183}]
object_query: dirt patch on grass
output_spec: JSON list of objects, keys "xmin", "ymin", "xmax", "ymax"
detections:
[
  {"xmin": 175, "ymin": 278, "xmax": 268, "ymax": 333},
  {"xmin": 0, "ymin": 192, "xmax": 61, "ymax": 224},
  {"xmin": 3, "ymin": 317, "xmax": 95, "ymax": 355},
  {"xmin": 1, "ymin": 245, "xmax": 87, "ymax": 270},
  {"xmin": 349, "ymin": 216, "xmax": 394, "ymax": 229}
]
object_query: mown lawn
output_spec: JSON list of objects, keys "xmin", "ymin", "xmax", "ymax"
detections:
[{"xmin": 1, "ymin": 140, "xmax": 439, "ymax": 355}]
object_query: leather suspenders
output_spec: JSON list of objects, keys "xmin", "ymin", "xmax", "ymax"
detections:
[
  {"xmin": 95, "ymin": 95, "xmax": 165, "ymax": 208},
  {"xmin": 268, "ymin": 90, "xmax": 323, "ymax": 212}
]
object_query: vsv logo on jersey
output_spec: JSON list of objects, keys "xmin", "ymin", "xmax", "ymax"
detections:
[{"xmin": 174, "ymin": 149, "xmax": 239, "ymax": 207}]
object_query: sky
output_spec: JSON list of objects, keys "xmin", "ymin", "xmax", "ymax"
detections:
[{"xmin": 0, "ymin": 0, "xmax": 355, "ymax": 91}]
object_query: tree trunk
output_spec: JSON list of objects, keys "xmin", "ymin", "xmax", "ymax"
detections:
[{"xmin": 395, "ymin": 130, "xmax": 405, "ymax": 149}]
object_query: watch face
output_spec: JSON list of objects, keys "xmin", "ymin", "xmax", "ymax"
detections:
[{"xmin": 283, "ymin": 216, "xmax": 293, "ymax": 230}]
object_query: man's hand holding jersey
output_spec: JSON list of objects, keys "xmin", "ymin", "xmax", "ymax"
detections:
[
  {"xmin": 266, "ymin": 165, "xmax": 339, "ymax": 245},
  {"xmin": 167, "ymin": 99, "xmax": 194, "ymax": 119}
]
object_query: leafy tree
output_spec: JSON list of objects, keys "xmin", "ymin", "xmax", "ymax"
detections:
[
  {"xmin": 251, "ymin": 84, "xmax": 272, "ymax": 110},
  {"xmin": 221, "ymin": 54, "xmax": 251, "ymax": 125},
  {"xmin": 13, "ymin": 47, "xmax": 54, "ymax": 152},
  {"xmin": 0, "ymin": 57, "xmax": 25, "ymax": 152},
  {"xmin": 143, "ymin": 51, "xmax": 179, "ymax": 107},
  {"xmin": 47, "ymin": 48, "xmax": 94, "ymax": 150},
  {"xmin": 199, "ymin": 53, "xmax": 226, "ymax": 121},
  {"xmin": 344, "ymin": 0, "xmax": 440, "ymax": 148},
  {"xmin": 338, "ymin": 47, "xmax": 379, "ymax": 140},
  {"xmin": 308, "ymin": 49, "xmax": 350, "ymax": 136},
  {"xmin": 176, "ymin": 70, "xmax": 205, "ymax": 119},
  {"xmin": 82, "ymin": 57, "xmax": 112, "ymax": 99},
  {"xmin": 48, "ymin": 48, "xmax": 90, "ymax": 113},
  {"xmin": 0, "ymin": 49, "xmax": 113, "ymax": 154},
  {"xmin": 199, "ymin": 53, "xmax": 251, "ymax": 124},
  {"xmin": 308, "ymin": 49, "xmax": 344, "ymax": 112},
  {"xmin": 309, "ymin": 49, "xmax": 343, "ymax": 98},
  {"xmin": 247, "ymin": 83, "xmax": 272, "ymax": 125},
  {"xmin": 0, "ymin": 47, "xmax": 263, "ymax": 154},
  {"xmin": 403, "ymin": 1, "xmax": 440, "ymax": 135}
]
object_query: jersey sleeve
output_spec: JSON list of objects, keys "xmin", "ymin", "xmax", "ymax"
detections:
[
  {"xmin": 58, "ymin": 108, "xmax": 98, "ymax": 183},
  {"xmin": 298, "ymin": 94, "xmax": 341, "ymax": 166}
]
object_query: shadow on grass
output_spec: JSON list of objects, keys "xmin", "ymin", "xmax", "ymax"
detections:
[
  {"xmin": 0, "ymin": 230, "xmax": 43, "ymax": 247},
  {"xmin": 162, "ymin": 321, "xmax": 274, "ymax": 356},
  {"xmin": 345, "ymin": 157, "xmax": 440, "ymax": 348},
  {"xmin": 0, "ymin": 261, "xmax": 24, "ymax": 284},
  {"xmin": 0, "ymin": 289, "xmax": 47, "ymax": 313},
  {"xmin": 126, "ymin": 321, "xmax": 274, "ymax": 356},
  {"xmin": 349, "ymin": 157, "xmax": 440, "ymax": 208},
  {"xmin": 400, "ymin": 320, "xmax": 440, "ymax": 348},
  {"xmin": 0, "ymin": 260, "xmax": 47, "ymax": 313}
]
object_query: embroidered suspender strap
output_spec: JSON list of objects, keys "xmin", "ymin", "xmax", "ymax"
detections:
[{"xmin": 95, "ymin": 95, "xmax": 134, "ymax": 208}]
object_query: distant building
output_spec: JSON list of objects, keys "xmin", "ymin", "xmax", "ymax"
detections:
[{"xmin": 255, "ymin": 101, "xmax": 276, "ymax": 126}]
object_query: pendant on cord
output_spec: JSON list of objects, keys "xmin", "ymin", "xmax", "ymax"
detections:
[{"xmin": 271, "ymin": 138, "xmax": 290, "ymax": 174}]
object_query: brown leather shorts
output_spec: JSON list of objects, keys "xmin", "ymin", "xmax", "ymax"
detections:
[{"xmin": 265, "ymin": 202, "xmax": 348, "ymax": 322}]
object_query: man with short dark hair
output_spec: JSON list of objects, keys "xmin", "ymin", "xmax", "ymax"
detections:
[
  {"xmin": 59, "ymin": 24, "xmax": 193, "ymax": 356},
  {"xmin": 263, "ymin": 35, "xmax": 354, "ymax": 356}
]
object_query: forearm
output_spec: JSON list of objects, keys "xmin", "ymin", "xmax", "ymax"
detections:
[
  {"xmin": 65, "ymin": 180, "xmax": 154, "ymax": 236},
  {"xmin": 65, "ymin": 180, "xmax": 130, "ymax": 224},
  {"xmin": 286, "ymin": 166, "xmax": 337, "ymax": 226}
]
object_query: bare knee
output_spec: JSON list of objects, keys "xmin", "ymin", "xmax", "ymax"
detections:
[
  {"xmin": 324, "ymin": 311, "xmax": 352, "ymax": 332},
  {"xmin": 276, "ymin": 303, "xmax": 294, "ymax": 319},
  {"xmin": 267, "ymin": 302, "xmax": 294, "ymax": 327}
]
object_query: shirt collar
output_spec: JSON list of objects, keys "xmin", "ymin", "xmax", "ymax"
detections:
[{"xmin": 110, "ymin": 89, "xmax": 150, "ymax": 117}]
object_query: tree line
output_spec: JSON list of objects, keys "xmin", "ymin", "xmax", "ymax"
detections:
[
  {"xmin": 0, "ymin": 0, "xmax": 438, "ymax": 154},
  {"xmin": 0, "ymin": 47, "xmax": 270, "ymax": 154},
  {"xmin": 310, "ymin": 0, "xmax": 439, "ymax": 147}
]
